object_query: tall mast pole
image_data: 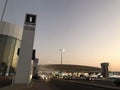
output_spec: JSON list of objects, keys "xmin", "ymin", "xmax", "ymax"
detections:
[{"xmin": 1, "ymin": 0, "xmax": 8, "ymax": 21}]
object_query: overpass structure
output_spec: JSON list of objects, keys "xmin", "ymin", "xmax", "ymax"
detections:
[{"xmin": 38, "ymin": 64, "xmax": 101, "ymax": 73}]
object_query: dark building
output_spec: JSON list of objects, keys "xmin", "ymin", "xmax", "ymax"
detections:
[{"xmin": 101, "ymin": 62, "xmax": 109, "ymax": 78}]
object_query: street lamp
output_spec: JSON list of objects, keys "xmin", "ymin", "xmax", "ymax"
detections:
[
  {"xmin": 59, "ymin": 49, "xmax": 64, "ymax": 77},
  {"xmin": 59, "ymin": 49, "xmax": 64, "ymax": 65}
]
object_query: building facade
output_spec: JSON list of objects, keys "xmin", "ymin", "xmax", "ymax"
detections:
[{"xmin": 0, "ymin": 21, "xmax": 22, "ymax": 68}]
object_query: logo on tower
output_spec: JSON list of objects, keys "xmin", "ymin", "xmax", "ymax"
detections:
[{"xmin": 24, "ymin": 14, "xmax": 37, "ymax": 31}]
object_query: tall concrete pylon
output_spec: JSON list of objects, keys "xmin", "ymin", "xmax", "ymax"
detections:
[{"xmin": 15, "ymin": 14, "xmax": 37, "ymax": 84}]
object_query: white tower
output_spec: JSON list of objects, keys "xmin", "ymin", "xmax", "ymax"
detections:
[{"xmin": 15, "ymin": 14, "xmax": 37, "ymax": 84}]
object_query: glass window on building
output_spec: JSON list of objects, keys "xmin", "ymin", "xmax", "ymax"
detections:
[
  {"xmin": 0, "ymin": 35, "xmax": 8, "ymax": 63},
  {"xmin": 0, "ymin": 34, "xmax": 19, "ymax": 68}
]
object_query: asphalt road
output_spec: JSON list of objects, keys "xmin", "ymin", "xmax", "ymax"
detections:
[
  {"xmin": 0, "ymin": 78, "xmax": 119, "ymax": 90},
  {"xmin": 70, "ymin": 79, "xmax": 115, "ymax": 87},
  {"xmin": 47, "ymin": 79, "xmax": 114, "ymax": 90}
]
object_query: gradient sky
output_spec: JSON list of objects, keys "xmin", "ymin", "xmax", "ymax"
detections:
[{"xmin": 0, "ymin": 0, "xmax": 120, "ymax": 71}]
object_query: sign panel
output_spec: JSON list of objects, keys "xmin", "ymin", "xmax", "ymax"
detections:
[
  {"xmin": 25, "ymin": 14, "xmax": 36, "ymax": 25},
  {"xmin": 24, "ymin": 14, "xmax": 37, "ymax": 31},
  {"xmin": 24, "ymin": 25, "xmax": 35, "ymax": 31}
]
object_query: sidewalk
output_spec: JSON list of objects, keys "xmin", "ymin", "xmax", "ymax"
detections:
[{"xmin": 1, "ymin": 79, "xmax": 59, "ymax": 90}]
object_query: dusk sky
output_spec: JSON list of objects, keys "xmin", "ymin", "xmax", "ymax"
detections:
[{"xmin": 0, "ymin": 0, "xmax": 120, "ymax": 71}]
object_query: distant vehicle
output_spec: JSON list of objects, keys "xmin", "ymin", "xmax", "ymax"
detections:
[
  {"xmin": 63, "ymin": 76, "xmax": 73, "ymax": 80},
  {"xmin": 86, "ymin": 74, "xmax": 98, "ymax": 80}
]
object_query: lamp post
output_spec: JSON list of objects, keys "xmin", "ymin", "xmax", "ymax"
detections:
[
  {"xmin": 59, "ymin": 49, "xmax": 64, "ymax": 65},
  {"xmin": 59, "ymin": 49, "xmax": 64, "ymax": 77},
  {"xmin": 1, "ymin": 0, "xmax": 8, "ymax": 21}
]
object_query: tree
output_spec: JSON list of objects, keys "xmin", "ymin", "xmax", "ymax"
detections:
[
  {"xmin": 0, "ymin": 62, "xmax": 7, "ymax": 76},
  {"xmin": 0, "ymin": 62, "xmax": 15, "ymax": 76}
]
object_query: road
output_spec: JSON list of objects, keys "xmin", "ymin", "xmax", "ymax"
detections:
[
  {"xmin": 47, "ymin": 79, "xmax": 116, "ymax": 90},
  {"xmin": 70, "ymin": 79, "xmax": 115, "ymax": 87},
  {"xmin": 0, "ymin": 78, "xmax": 119, "ymax": 90}
]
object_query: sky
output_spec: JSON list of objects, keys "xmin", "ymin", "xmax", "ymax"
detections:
[{"xmin": 0, "ymin": 0, "xmax": 120, "ymax": 71}]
